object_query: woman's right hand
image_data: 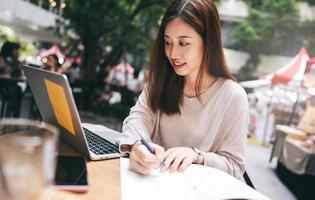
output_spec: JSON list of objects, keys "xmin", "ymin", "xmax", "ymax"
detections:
[{"xmin": 129, "ymin": 141, "xmax": 165, "ymax": 175}]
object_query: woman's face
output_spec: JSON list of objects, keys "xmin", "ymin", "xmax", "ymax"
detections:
[
  {"xmin": 12, "ymin": 48, "xmax": 20, "ymax": 59},
  {"xmin": 47, "ymin": 56, "xmax": 58, "ymax": 67},
  {"xmin": 164, "ymin": 18, "xmax": 204, "ymax": 80},
  {"xmin": 0, "ymin": 58, "xmax": 5, "ymax": 68}
]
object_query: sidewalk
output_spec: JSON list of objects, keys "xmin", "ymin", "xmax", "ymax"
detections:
[{"xmin": 246, "ymin": 144, "xmax": 296, "ymax": 200}]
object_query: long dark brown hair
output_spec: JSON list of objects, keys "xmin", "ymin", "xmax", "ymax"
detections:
[{"xmin": 148, "ymin": 0, "xmax": 234, "ymax": 115}]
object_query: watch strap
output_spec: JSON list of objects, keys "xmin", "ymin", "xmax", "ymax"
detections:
[{"xmin": 191, "ymin": 147, "xmax": 204, "ymax": 164}]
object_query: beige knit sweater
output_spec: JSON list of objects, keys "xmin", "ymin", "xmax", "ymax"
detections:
[{"xmin": 118, "ymin": 78, "xmax": 249, "ymax": 178}]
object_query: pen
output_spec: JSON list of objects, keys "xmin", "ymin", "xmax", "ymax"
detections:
[
  {"xmin": 140, "ymin": 137, "xmax": 155, "ymax": 154},
  {"xmin": 128, "ymin": 125, "xmax": 155, "ymax": 153},
  {"xmin": 139, "ymin": 136, "xmax": 165, "ymax": 167},
  {"xmin": 128, "ymin": 126, "xmax": 165, "ymax": 167}
]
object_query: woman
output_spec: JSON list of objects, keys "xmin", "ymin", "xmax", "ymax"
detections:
[
  {"xmin": 118, "ymin": 0, "xmax": 248, "ymax": 178},
  {"xmin": 0, "ymin": 41, "xmax": 24, "ymax": 117},
  {"xmin": 43, "ymin": 54, "xmax": 64, "ymax": 73}
]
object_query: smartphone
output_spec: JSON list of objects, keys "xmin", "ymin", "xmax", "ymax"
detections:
[{"xmin": 54, "ymin": 155, "xmax": 88, "ymax": 192}]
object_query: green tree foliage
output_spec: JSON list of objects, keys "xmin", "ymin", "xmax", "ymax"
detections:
[
  {"xmin": 231, "ymin": 0, "xmax": 302, "ymax": 56},
  {"xmin": 298, "ymin": 0, "xmax": 315, "ymax": 55},
  {"xmin": 300, "ymin": 20, "xmax": 315, "ymax": 54},
  {"xmin": 0, "ymin": 26, "xmax": 35, "ymax": 57},
  {"xmin": 300, "ymin": 0, "xmax": 315, "ymax": 5},
  {"xmin": 0, "ymin": 29, "xmax": 9, "ymax": 44},
  {"xmin": 57, "ymin": 0, "xmax": 169, "ymax": 81},
  {"xmin": 230, "ymin": 0, "xmax": 315, "ymax": 81}
]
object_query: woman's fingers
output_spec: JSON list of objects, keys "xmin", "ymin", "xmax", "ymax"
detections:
[
  {"xmin": 151, "ymin": 143, "xmax": 165, "ymax": 161},
  {"xmin": 129, "ymin": 142, "xmax": 165, "ymax": 175},
  {"xmin": 129, "ymin": 152, "xmax": 154, "ymax": 174},
  {"xmin": 160, "ymin": 150, "xmax": 176, "ymax": 173},
  {"xmin": 130, "ymin": 143, "xmax": 197, "ymax": 174},
  {"xmin": 169, "ymin": 155, "xmax": 185, "ymax": 173},
  {"xmin": 150, "ymin": 143, "xmax": 165, "ymax": 168},
  {"xmin": 129, "ymin": 160, "xmax": 151, "ymax": 175},
  {"xmin": 134, "ymin": 144, "xmax": 156, "ymax": 161},
  {"xmin": 160, "ymin": 147, "xmax": 195, "ymax": 173},
  {"xmin": 178, "ymin": 157, "xmax": 191, "ymax": 173}
]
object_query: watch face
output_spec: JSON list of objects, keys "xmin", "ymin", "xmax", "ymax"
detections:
[
  {"xmin": 192, "ymin": 147, "xmax": 204, "ymax": 164},
  {"xmin": 193, "ymin": 147, "xmax": 201, "ymax": 154}
]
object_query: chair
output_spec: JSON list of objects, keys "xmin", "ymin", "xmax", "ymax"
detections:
[{"xmin": 243, "ymin": 171, "xmax": 255, "ymax": 189}]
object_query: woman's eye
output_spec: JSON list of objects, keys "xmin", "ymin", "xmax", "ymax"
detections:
[
  {"xmin": 180, "ymin": 42, "xmax": 189, "ymax": 46},
  {"xmin": 165, "ymin": 41, "xmax": 171, "ymax": 46}
]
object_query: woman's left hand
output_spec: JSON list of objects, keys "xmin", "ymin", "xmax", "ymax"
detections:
[{"xmin": 160, "ymin": 147, "xmax": 195, "ymax": 173}]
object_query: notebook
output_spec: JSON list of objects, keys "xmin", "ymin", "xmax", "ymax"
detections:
[
  {"xmin": 120, "ymin": 158, "xmax": 270, "ymax": 200},
  {"xmin": 22, "ymin": 65, "xmax": 125, "ymax": 160}
]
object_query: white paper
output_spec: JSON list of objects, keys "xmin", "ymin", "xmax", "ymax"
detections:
[{"xmin": 120, "ymin": 158, "xmax": 270, "ymax": 200}]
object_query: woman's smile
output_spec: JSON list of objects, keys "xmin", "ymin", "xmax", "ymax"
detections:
[{"xmin": 172, "ymin": 61, "xmax": 186, "ymax": 68}]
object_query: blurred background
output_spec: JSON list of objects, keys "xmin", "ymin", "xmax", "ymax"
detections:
[{"xmin": 1, "ymin": 0, "xmax": 315, "ymax": 199}]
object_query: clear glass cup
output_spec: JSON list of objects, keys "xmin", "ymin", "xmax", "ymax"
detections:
[{"xmin": 0, "ymin": 118, "xmax": 59, "ymax": 200}]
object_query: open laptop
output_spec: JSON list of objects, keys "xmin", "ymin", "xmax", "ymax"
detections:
[{"xmin": 22, "ymin": 65, "xmax": 125, "ymax": 160}]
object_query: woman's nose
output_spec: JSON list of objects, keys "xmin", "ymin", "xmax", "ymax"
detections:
[{"xmin": 169, "ymin": 46, "xmax": 180, "ymax": 60}]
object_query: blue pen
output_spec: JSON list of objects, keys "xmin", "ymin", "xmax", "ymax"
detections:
[
  {"xmin": 129, "ymin": 126, "xmax": 165, "ymax": 166},
  {"xmin": 128, "ymin": 125, "xmax": 155, "ymax": 153},
  {"xmin": 140, "ymin": 136, "xmax": 165, "ymax": 167},
  {"xmin": 140, "ymin": 137, "xmax": 155, "ymax": 154}
]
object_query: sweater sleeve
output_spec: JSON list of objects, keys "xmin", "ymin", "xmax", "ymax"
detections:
[
  {"xmin": 117, "ymin": 86, "xmax": 155, "ymax": 153},
  {"xmin": 203, "ymin": 88, "xmax": 249, "ymax": 178}
]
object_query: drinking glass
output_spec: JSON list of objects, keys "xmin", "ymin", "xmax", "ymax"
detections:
[{"xmin": 0, "ymin": 118, "xmax": 59, "ymax": 200}]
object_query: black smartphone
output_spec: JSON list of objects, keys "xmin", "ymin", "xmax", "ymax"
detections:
[{"xmin": 54, "ymin": 155, "xmax": 88, "ymax": 192}]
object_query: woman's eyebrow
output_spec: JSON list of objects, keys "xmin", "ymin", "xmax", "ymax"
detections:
[{"xmin": 164, "ymin": 35, "xmax": 192, "ymax": 39}]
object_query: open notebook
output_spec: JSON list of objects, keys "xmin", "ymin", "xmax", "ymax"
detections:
[{"xmin": 120, "ymin": 158, "xmax": 270, "ymax": 200}]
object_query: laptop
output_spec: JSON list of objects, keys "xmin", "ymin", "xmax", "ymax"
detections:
[{"xmin": 22, "ymin": 65, "xmax": 125, "ymax": 160}]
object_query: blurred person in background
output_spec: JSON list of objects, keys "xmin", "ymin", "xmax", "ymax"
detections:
[
  {"xmin": 65, "ymin": 62, "xmax": 80, "ymax": 85},
  {"xmin": 248, "ymin": 95, "xmax": 258, "ymax": 138},
  {"xmin": 0, "ymin": 56, "xmax": 10, "ymax": 99},
  {"xmin": 0, "ymin": 41, "xmax": 25, "ymax": 117},
  {"xmin": 0, "ymin": 56, "xmax": 9, "ymax": 77},
  {"xmin": 43, "ymin": 54, "xmax": 65, "ymax": 73}
]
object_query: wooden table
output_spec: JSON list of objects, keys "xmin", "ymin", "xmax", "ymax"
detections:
[
  {"xmin": 269, "ymin": 124, "xmax": 306, "ymax": 162},
  {"xmin": 49, "ymin": 159, "xmax": 120, "ymax": 200},
  {"xmin": 280, "ymin": 137, "xmax": 315, "ymax": 175},
  {"xmin": 47, "ymin": 141, "xmax": 120, "ymax": 200},
  {"xmin": 276, "ymin": 138, "xmax": 315, "ymax": 200}
]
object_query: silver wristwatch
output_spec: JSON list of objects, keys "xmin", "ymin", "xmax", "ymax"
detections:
[{"xmin": 192, "ymin": 147, "xmax": 204, "ymax": 164}]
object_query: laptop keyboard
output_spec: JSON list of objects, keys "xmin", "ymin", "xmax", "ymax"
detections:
[{"xmin": 83, "ymin": 128, "xmax": 119, "ymax": 155}]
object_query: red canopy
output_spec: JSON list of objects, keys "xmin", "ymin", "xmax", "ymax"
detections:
[
  {"xmin": 261, "ymin": 48, "xmax": 310, "ymax": 86},
  {"xmin": 38, "ymin": 44, "xmax": 64, "ymax": 59}
]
